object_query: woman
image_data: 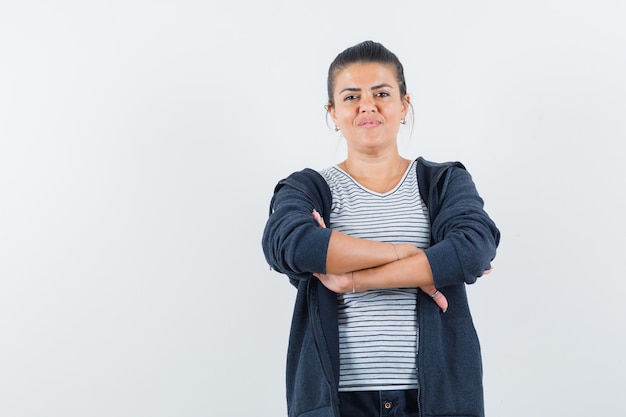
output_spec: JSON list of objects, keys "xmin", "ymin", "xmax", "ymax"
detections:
[{"xmin": 262, "ymin": 40, "xmax": 500, "ymax": 417}]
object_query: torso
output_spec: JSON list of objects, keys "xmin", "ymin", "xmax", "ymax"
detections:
[{"xmin": 319, "ymin": 160, "xmax": 430, "ymax": 392}]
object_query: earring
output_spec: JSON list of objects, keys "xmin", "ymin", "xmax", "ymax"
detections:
[
  {"xmin": 400, "ymin": 119, "xmax": 406, "ymax": 125},
  {"xmin": 335, "ymin": 126, "xmax": 340, "ymax": 132}
]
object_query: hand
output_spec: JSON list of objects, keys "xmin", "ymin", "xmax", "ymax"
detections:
[
  {"xmin": 421, "ymin": 284, "xmax": 448, "ymax": 313},
  {"xmin": 313, "ymin": 272, "xmax": 354, "ymax": 293},
  {"xmin": 312, "ymin": 209, "xmax": 326, "ymax": 228},
  {"xmin": 312, "ymin": 210, "xmax": 355, "ymax": 293},
  {"xmin": 420, "ymin": 268, "xmax": 490, "ymax": 313}
]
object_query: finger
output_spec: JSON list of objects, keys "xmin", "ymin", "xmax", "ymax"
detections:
[
  {"xmin": 430, "ymin": 289, "xmax": 449, "ymax": 313},
  {"xmin": 311, "ymin": 210, "xmax": 326, "ymax": 228}
]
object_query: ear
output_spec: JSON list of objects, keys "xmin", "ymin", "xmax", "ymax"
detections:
[
  {"xmin": 401, "ymin": 94, "xmax": 411, "ymax": 118},
  {"xmin": 327, "ymin": 102, "xmax": 338, "ymax": 125}
]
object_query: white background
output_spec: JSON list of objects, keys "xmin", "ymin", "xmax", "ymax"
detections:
[{"xmin": 1, "ymin": 1, "xmax": 625, "ymax": 416}]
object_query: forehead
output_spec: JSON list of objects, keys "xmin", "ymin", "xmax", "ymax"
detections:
[{"xmin": 333, "ymin": 62, "xmax": 398, "ymax": 92}]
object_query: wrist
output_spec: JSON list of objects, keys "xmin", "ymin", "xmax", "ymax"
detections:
[
  {"xmin": 391, "ymin": 243, "xmax": 399, "ymax": 261},
  {"xmin": 354, "ymin": 268, "xmax": 379, "ymax": 292},
  {"xmin": 351, "ymin": 271, "xmax": 356, "ymax": 293}
]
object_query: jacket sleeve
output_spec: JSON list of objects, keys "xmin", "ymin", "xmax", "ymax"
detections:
[
  {"xmin": 424, "ymin": 165, "xmax": 500, "ymax": 288},
  {"xmin": 261, "ymin": 171, "xmax": 332, "ymax": 283}
]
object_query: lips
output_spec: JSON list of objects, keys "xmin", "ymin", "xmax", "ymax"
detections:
[{"xmin": 357, "ymin": 119, "xmax": 381, "ymax": 128}]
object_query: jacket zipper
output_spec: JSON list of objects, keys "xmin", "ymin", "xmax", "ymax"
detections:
[
  {"xmin": 307, "ymin": 280, "xmax": 340, "ymax": 417},
  {"xmin": 416, "ymin": 291, "xmax": 424, "ymax": 417}
]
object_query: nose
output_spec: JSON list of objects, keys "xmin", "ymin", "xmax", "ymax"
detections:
[{"xmin": 359, "ymin": 95, "xmax": 377, "ymax": 113}]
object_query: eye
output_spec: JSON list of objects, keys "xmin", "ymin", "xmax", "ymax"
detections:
[
  {"xmin": 343, "ymin": 95, "xmax": 358, "ymax": 102},
  {"xmin": 376, "ymin": 91, "xmax": 390, "ymax": 98}
]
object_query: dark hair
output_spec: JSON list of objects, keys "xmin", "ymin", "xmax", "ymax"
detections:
[{"xmin": 326, "ymin": 40, "xmax": 408, "ymax": 107}]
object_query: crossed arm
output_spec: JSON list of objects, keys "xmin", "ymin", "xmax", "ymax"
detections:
[{"xmin": 311, "ymin": 210, "xmax": 449, "ymax": 312}]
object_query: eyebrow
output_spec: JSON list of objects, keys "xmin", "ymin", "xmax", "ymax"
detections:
[{"xmin": 338, "ymin": 83, "xmax": 394, "ymax": 95}]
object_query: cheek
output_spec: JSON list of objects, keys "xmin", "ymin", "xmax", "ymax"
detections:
[
  {"xmin": 390, "ymin": 103, "xmax": 406, "ymax": 118},
  {"xmin": 334, "ymin": 108, "xmax": 352, "ymax": 122}
]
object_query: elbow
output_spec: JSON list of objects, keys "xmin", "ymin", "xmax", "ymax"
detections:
[
  {"xmin": 262, "ymin": 222, "xmax": 331, "ymax": 275},
  {"xmin": 426, "ymin": 235, "xmax": 499, "ymax": 288}
]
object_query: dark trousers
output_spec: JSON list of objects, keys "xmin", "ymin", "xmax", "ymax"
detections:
[{"xmin": 338, "ymin": 390, "xmax": 420, "ymax": 417}]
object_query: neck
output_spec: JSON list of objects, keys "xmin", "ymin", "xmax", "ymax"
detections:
[{"xmin": 340, "ymin": 155, "xmax": 408, "ymax": 193}]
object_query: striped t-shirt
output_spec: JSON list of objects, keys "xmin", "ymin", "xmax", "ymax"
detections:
[{"xmin": 319, "ymin": 160, "xmax": 430, "ymax": 392}]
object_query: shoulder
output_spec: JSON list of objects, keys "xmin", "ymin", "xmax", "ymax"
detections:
[
  {"xmin": 414, "ymin": 157, "xmax": 472, "ymax": 207},
  {"xmin": 415, "ymin": 156, "xmax": 468, "ymax": 188},
  {"xmin": 416, "ymin": 156, "xmax": 466, "ymax": 172},
  {"xmin": 272, "ymin": 167, "xmax": 332, "ymax": 209},
  {"xmin": 274, "ymin": 168, "xmax": 326, "ymax": 193}
]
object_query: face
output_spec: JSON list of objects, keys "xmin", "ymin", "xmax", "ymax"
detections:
[{"xmin": 329, "ymin": 62, "xmax": 410, "ymax": 152}]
